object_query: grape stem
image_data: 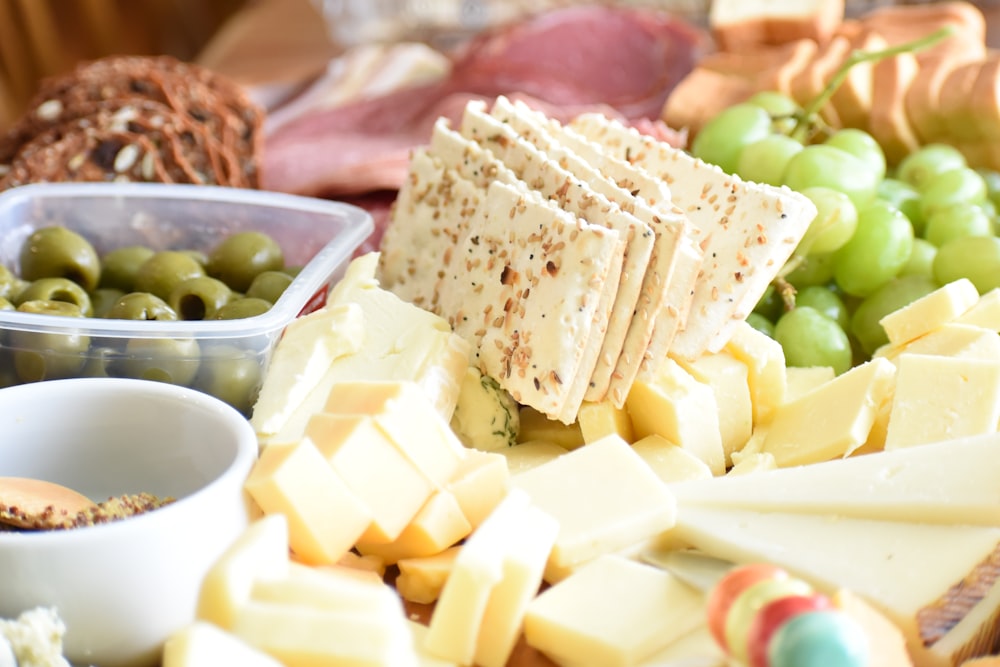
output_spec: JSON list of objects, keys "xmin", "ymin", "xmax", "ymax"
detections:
[{"xmin": 791, "ymin": 26, "xmax": 955, "ymax": 142}]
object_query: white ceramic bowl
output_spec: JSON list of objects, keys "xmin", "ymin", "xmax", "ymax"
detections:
[{"xmin": 0, "ymin": 377, "xmax": 258, "ymax": 667}]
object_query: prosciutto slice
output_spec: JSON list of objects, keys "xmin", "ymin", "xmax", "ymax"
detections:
[{"xmin": 263, "ymin": 5, "xmax": 706, "ymax": 198}]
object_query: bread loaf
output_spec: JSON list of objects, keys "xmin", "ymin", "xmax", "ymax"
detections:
[{"xmin": 709, "ymin": 0, "xmax": 844, "ymax": 52}]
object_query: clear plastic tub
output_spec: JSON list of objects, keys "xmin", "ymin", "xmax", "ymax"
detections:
[{"xmin": 0, "ymin": 182, "xmax": 373, "ymax": 415}]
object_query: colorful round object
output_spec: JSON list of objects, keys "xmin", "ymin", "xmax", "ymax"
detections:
[
  {"xmin": 767, "ymin": 609, "xmax": 869, "ymax": 667},
  {"xmin": 725, "ymin": 577, "xmax": 814, "ymax": 663},
  {"xmin": 706, "ymin": 563, "xmax": 788, "ymax": 648},
  {"xmin": 747, "ymin": 593, "xmax": 833, "ymax": 667}
]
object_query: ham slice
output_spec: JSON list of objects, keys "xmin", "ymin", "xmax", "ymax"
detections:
[{"xmin": 262, "ymin": 5, "xmax": 706, "ymax": 198}]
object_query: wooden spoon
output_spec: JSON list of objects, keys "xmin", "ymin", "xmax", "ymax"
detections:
[{"xmin": 0, "ymin": 477, "xmax": 97, "ymax": 530}]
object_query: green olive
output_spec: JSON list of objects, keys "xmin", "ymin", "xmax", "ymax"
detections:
[
  {"xmin": 0, "ymin": 296, "xmax": 13, "ymax": 311},
  {"xmin": 207, "ymin": 231, "xmax": 284, "ymax": 292},
  {"xmin": 213, "ymin": 297, "xmax": 271, "ymax": 320},
  {"xmin": 193, "ymin": 345, "xmax": 263, "ymax": 415},
  {"xmin": 90, "ymin": 288, "xmax": 126, "ymax": 318},
  {"xmin": 0, "ymin": 265, "xmax": 21, "ymax": 301},
  {"xmin": 181, "ymin": 249, "xmax": 208, "ymax": 267},
  {"xmin": 111, "ymin": 337, "xmax": 200, "ymax": 386},
  {"xmin": 80, "ymin": 346, "xmax": 117, "ymax": 378},
  {"xmin": 105, "ymin": 292, "xmax": 178, "ymax": 321},
  {"xmin": 10, "ymin": 300, "xmax": 90, "ymax": 381},
  {"xmin": 168, "ymin": 276, "xmax": 232, "ymax": 320},
  {"xmin": 16, "ymin": 277, "xmax": 93, "ymax": 316},
  {"xmin": 99, "ymin": 246, "xmax": 155, "ymax": 292},
  {"xmin": 245, "ymin": 270, "xmax": 292, "ymax": 305},
  {"xmin": 19, "ymin": 226, "xmax": 101, "ymax": 292},
  {"xmin": 133, "ymin": 251, "xmax": 206, "ymax": 301}
]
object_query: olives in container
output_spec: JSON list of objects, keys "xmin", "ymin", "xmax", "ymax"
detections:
[{"xmin": 0, "ymin": 183, "xmax": 373, "ymax": 414}]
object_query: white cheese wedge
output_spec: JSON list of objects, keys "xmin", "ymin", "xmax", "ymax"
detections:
[
  {"xmin": 250, "ymin": 303, "xmax": 365, "ymax": 438},
  {"xmin": 879, "ymin": 278, "xmax": 980, "ymax": 347},
  {"xmin": 885, "ymin": 354, "xmax": 1000, "ymax": 450},
  {"xmin": 524, "ymin": 555, "xmax": 705, "ymax": 667},
  {"xmin": 163, "ymin": 622, "xmax": 283, "ymax": 667},
  {"xmin": 670, "ymin": 507, "xmax": 1000, "ymax": 667},
  {"xmin": 761, "ymin": 357, "xmax": 896, "ymax": 466},
  {"xmin": 570, "ymin": 113, "xmax": 816, "ymax": 359},
  {"xmin": 512, "ymin": 435, "xmax": 677, "ymax": 582},
  {"xmin": 272, "ymin": 253, "xmax": 469, "ymax": 444},
  {"xmin": 670, "ymin": 432, "xmax": 1000, "ymax": 525}
]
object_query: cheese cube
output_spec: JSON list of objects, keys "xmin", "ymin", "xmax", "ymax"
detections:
[
  {"xmin": 233, "ymin": 599, "xmax": 417, "ymax": 667},
  {"xmin": 524, "ymin": 555, "xmax": 704, "ymax": 667},
  {"xmin": 196, "ymin": 514, "xmax": 290, "ymax": 630},
  {"xmin": 475, "ymin": 505, "xmax": 559, "ymax": 667},
  {"xmin": 724, "ymin": 321, "xmax": 787, "ymax": 423},
  {"xmin": 762, "ymin": 358, "xmax": 897, "ymax": 466},
  {"xmin": 879, "ymin": 278, "xmax": 979, "ymax": 346},
  {"xmin": 499, "ymin": 441, "xmax": 567, "ymax": 476},
  {"xmin": 726, "ymin": 451, "xmax": 777, "ymax": 476},
  {"xmin": 876, "ymin": 323, "xmax": 1000, "ymax": 363},
  {"xmin": 625, "ymin": 357, "xmax": 725, "ymax": 475},
  {"xmin": 323, "ymin": 380, "xmax": 465, "ymax": 484},
  {"xmin": 630, "ymin": 434, "xmax": 713, "ymax": 484},
  {"xmin": 784, "ymin": 366, "xmax": 835, "ymax": 402},
  {"xmin": 517, "ymin": 405, "xmax": 585, "ymax": 449},
  {"xmin": 675, "ymin": 350, "xmax": 753, "ymax": 465},
  {"xmin": 163, "ymin": 622, "xmax": 283, "ymax": 667},
  {"xmin": 251, "ymin": 562, "xmax": 398, "ymax": 614},
  {"xmin": 407, "ymin": 621, "xmax": 459, "ymax": 667},
  {"xmin": 244, "ymin": 440, "xmax": 372, "ymax": 565},
  {"xmin": 885, "ymin": 354, "xmax": 1000, "ymax": 450},
  {"xmin": 356, "ymin": 490, "xmax": 472, "ymax": 564},
  {"xmin": 306, "ymin": 412, "xmax": 433, "ymax": 544},
  {"xmin": 577, "ymin": 400, "xmax": 635, "ymax": 444},
  {"xmin": 445, "ymin": 449, "xmax": 510, "ymax": 529},
  {"xmin": 512, "ymin": 435, "xmax": 677, "ymax": 582},
  {"xmin": 333, "ymin": 551, "xmax": 386, "ymax": 578},
  {"xmin": 957, "ymin": 287, "xmax": 1000, "ymax": 331},
  {"xmin": 397, "ymin": 547, "xmax": 461, "ymax": 605},
  {"xmin": 250, "ymin": 303, "xmax": 365, "ymax": 438}
]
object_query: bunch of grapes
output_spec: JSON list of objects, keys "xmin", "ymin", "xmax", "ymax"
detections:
[{"xmin": 690, "ymin": 74, "xmax": 1000, "ymax": 375}]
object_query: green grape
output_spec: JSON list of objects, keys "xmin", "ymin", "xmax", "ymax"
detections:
[
  {"xmin": 977, "ymin": 168, "xmax": 1000, "ymax": 210},
  {"xmin": 824, "ymin": 128, "xmax": 886, "ymax": 182},
  {"xmin": 918, "ymin": 167, "xmax": 987, "ymax": 220},
  {"xmin": 746, "ymin": 312, "xmax": 775, "ymax": 338},
  {"xmin": 900, "ymin": 238, "xmax": 937, "ymax": 278},
  {"xmin": 794, "ymin": 285, "xmax": 849, "ymax": 330},
  {"xmin": 896, "ymin": 144, "xmax": 967, "ymax": 190},
  {"xmin": 745, "ymin": 91, "xmax": 801, "ymax": 134},
  {"xmin": 933, "ymin": 235, "xmax": 1000, "ymax": 293},
  {"xmin": 798, "ymin": 187, "xmax": 858, "ymax": 255},
  {"xmin": 691, "ymin": 103, "xmax": 772, "ymax": 175},
  {"xmin": 833, "ymin": 200, "xmax": 914, "ymax": 297},
  {"xmin": 877, "ymin": 178, "xmax": 924, "ymax": 236},
  {"xmin": 782, "ymin": 144, "xmax": 879, "ymax": 210},
  {"xmin": 774, "ymin": 306, "xmax": 852, "ymax": 375},
  {"xmin": 850, "ymin": 275, "xmax": 938, "ymax": 355},
  {"xmin": 737, "ymin": 134, "xmax": 803, "ymax": 186},
  {"xmin": 753, "ymin": 283, "xmax": 784, "ymax": 322},
  {"xmin": 923, "ymin": 203, "xmax": 992, "ymax": 247},
  {"xmin": 785, "ymin": 252, "xmax": 836, "ymax": 287}
]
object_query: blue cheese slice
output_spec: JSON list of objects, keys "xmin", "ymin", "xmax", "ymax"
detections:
[
  {"xmin": 436, "ymin": 179, "xmax": 624, "ymax": 424},
  {"xmin": 458, "ymin": 101, "xmax": 653, "ymax": 406},
  {"xmin": 570, "ymin": 113, "xmax": 816, "ymax": 360}
]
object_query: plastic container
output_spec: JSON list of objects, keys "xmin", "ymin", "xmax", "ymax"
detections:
[{"xmin": 0, "ymin": 182, "xmax": 373, "ymax": 414}]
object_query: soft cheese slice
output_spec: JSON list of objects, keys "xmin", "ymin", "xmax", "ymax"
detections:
[
  {"xmin": 272, "ymin": 253, "xmax": 470, "ymax": 444},
  {"xmin": 761, "ymin": 357, "xmax": 896, "ymax": 466},
  {"xmin": 250, "ymin": 303, "xmax": 365, "ymax": 438},
  {"xmin": 875, "ymin": 323, "xmax": 1000, "ymax": 364},
  {"xmin": 670, "ymin": 432, "xmax": 1000, "ymax": 525},
  {"xmin": 670, "ymin": 507, "xmax": 1000, "ymax": 667},
  {"xmin": 570, "ymin": 113, "xmax": 816, "ymax": 359},
  {"xmin": 512, "ymin": 434, "xmax": 677, "ymax": 582},
  {"xmin": 459, "ymin": 100, "xmax": 652, "ymax": 405},
  {"xmin": 163, "ymin": 622, "xmax": 283, "ymax": 667},
  {"xmin": 489, "ymin": 96, "xmax": 697, "ymax": 402},
  {"xmin": 435, "ymin": 178, "xmax": 624, "ymax": 423},
  {"xmin": 884, "ymin": 354, "xmax": 1000, "ymax": 450},
  {"xmin": 879, "ymin": 278, "xmax": 980, "ymax": 347},
  {"xmin": 524, "ymin": 555, "xmax": 705, "ymax": 667}
]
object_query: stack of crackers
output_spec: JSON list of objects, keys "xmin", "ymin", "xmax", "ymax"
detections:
[
  {"xmin": 0, "ymin": 56, "xmax": 263, "ymax": 191},
  {"xmin": 378, "ymin": 97, "xmax": 816, "ymax": 424}
]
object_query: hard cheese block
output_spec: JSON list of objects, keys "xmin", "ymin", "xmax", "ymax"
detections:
[
  {"xmin": 670, "ymin": 432, "xmax": 1000, "ymax": 525},
  {"xmin": 879, "ymin": 278, "xmax": 980, "ymax": 347},
  {"xmin": 671, "ymin": 507, "xmax": 1000, "ymax": 667},
  {"xmin": 163, "ymin": 621, "xmax": 283, "ymax": 667}
]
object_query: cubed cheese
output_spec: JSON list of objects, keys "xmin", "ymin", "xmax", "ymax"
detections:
[
  {"xmin": 397, "ymin": 547, "xmax": 461, "ymax": 605},
  {"xmin": 356, "ymin": 490, "xmax": 471, "ymax": 565},
  {"xmin": 674, "ymin": 350, "xmax": 753, "ymax": 465},
  {"xmin": 957, "ymin": 287, "xmax": 1000, "ymax": 331},
  {"xmin": 783, "ymin": 365, "xmax": 835, "ymax": 402},
  {"xmin": 517, "ymin": 406, "xmax": 585, "ymax": 450},
  {"xmin": 499, "ymin": 441, "xmax": 568, "ymax": 476},
  {"xmin": 163, "ymin": 622, "xmax": 283, "ymax": 667},
  {"xmin": 879, "ymin": 278, "xmax": 979, "ymax": 346},
  {"xmin": 445, "ymin": 449, "xmax": 510, "ymax": 529},
  {"xmin": 724, "ymin": 321, "xmax": 787, "ymax": 423},
  {"xmin": 577, "ymin": 400, "xmax": 635, "ymax": 444},
  {"xmin": 630, "ymin": 434, "xmax": 714, "ymax": 484}
]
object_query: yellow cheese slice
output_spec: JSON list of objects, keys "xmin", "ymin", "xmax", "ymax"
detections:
[
  {"xmin": 250, "ymin": 562, "xmax": 400, "ymax": 616},
  {"xmin": 524, "ymin": 555, "xmax": 705, "ymax": 667},
  {"xmin": 783, "ymin": 365, "xmax": 835, "ymax": 402},
  {"xmin": 670, "ymin": 507, "xmax": 1000, "ymax": 667},
  {"xmin": 444, "ymin": 449, "xmax": 510, "ymax": 529},
  {"xmin": 761, "ymin": 357, "xmax": 896, "ymax": 466},
  {"xmin": 670, "ymin": 432, "xmax": 1000, "ymax": 525},
  {"xmin": 630, "ymin": 434, "xmax": 713, "ymax": 484},
  {"xmin": 876, "ymin": 323, "xmax": 1000, "ymax": 363},
  {"xmin": 499, "ymin": 441, "xmax": 568, "ymax": 476},
  {"xmin": 355, "ymin": 489, "xmax": 471, "ymax": 565},
  {"xmin": 879, "ymin": 278, "xmax": 979, "ymax": 347},
  {"xmin": 512, "ymin": 434, "xmax": 677, "ymax": 582},
  {"xmin": 724, "ymin": 320, "xmax": 787, "ymax": 424},
  {"xmin": 674, "ymin": 350, "xmax": 753, "ymax": 466},
  {"xmin": 396, "ymin": 547, "xmax": 461, "ymax": 605},
  {"xmin": 163, "ymin": 621, "xmax": 283, "ymax": 667},
  {"xmin": 958, "ymin": 287, "xmax": 1000, "ymax": 331},
  {"xmin": 577, "ymin": 399, "xmax": 635, "ymax": 444}
]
